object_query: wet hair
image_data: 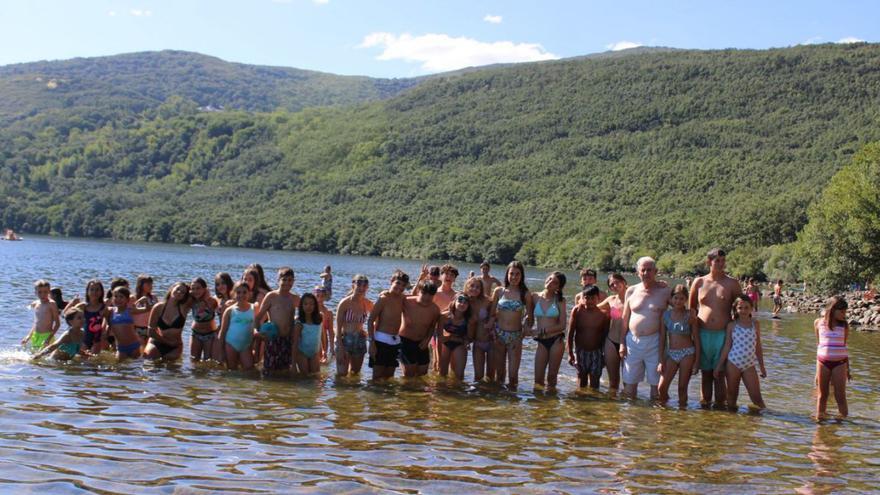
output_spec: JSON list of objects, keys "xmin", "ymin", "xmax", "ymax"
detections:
[
  {"xmin": 391, "ymin": 269, "xmax": 410, "ymax": 285},
  {"xmin": 84, "ymin": 279, "xmax": 105, "ymax": 304},
  {"xmin": 113, "ymin": 286, "xmax": 131, "ymax": 299},
  {"xmin": 277, "ymin": 266, "xmax": 295, "ymax": 280},
  {"xmin": 135, "ymin": 274, "xmax": 154, "ymax": 300},
  {"xmin": 440, "ymin": 264, "xmax": 459, "ymax": 278},
  {"xmin": 671, "ymin": 284, "xmax": 689, "ymax": 300},
  {"xmin": 731, "ymin": 294, "xmax": 753, "ymax": 319},
  {"xmin": 707, "ymin": 248, "xmax": 727, "ymax": 261},
  {"xmin": 214, "ymin": 272, "xmax": 234, "ymax": 299},
  {"xmin": 581, "ymin": 285, "xmax": 600, "ymax": 298},
  {"xmin": 298, "ymin": 293, "xmax": 323, "ymax": 324},
  {"xmin": 504, "ymin": 261, "xmax": 529, "ymax": 303},
  {"xmin": 63, "ymin": 308, "xmax": 84, "ymax": 325},
  {"xmin": 34, "ymin": 279, "xmax": 50, "ymax": 289},
  {"xmin": 607, "ymin": 272, "xmax": 627, "ymax": 289},
  {"xmin": 550, "ymin": 271, "xmax": 567, "ymax": 302},
  {"xmin": 480, "ymin": 260, "xmax": 490, "ymax": 269},
  {"xmin": 464, "ymin": 276, "xmax": 485, "ymax": 300},
  {"xmin": 580, "ymin": 268, "xmax": 597, "ymax": 278},
  {"xmin": 824, "ymin": 296, "xmax": 849, "ymax": 332},
  {"xmin": 420, "ymin": 280, "xmax": 438, "ymax": 295},
  {"xmin": 446, "ymin": 294, "xmax": 472, "ymax": 322}
]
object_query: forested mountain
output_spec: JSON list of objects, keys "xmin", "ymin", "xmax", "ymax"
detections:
[
  {"xmin": 2, "ymin": 44, "xmax": 879, "ymax": 278},
  {"xmin": 0, "ymin": 50, "xmax": 418, "ymax": 123}
]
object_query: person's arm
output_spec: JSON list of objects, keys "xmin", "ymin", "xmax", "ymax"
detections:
[
  {"xmin": 218, "ymin": 306, "xmax": 232, "ymax": 343},
  {"xmin": 424, "ymin": 311, "xmax": 441, "ymax": 348},
  {"xmin": 755, "ymin": 320, "xmax": 766, "ymax": 378},
  {"xmin": 254, "ymin": 293, "xmax": 273, "ymax": 324},
  {"xmin": 688, "ymin": 278, "xmax": 701, "ymax": 315},
  {"xmin": 554, "ymin": 299, "xmax": 568, "ymax": 336},
  {"xmin": 596, "ymin": 296, "xmax": 612, "ymax": 313},
  {"xmin": 466, "ymin": 314, "xmax": 477, "ymax": 343},
  {"xmin": 292, "ymin": 321, "xmax": 303, "ymax": 358},
  {"xmin": 690, "ymin": 310, "xmax": 701, "ymax": 375},
  {"xmin": 367, "ymin": 296, "xmax": 384, "ymax": 341},
  {"xmin": 524, "ymin": 292, "xmax": 535, "ymax": 332},
  {"xmin": 657, "ymin": 313, "xmax": 666, "ymax": 375},
  {"xmin": 335, "ymin": 299, "xmax": 347, "ymax": 351},
  {"xmin": 619, "ymin": 298, "xmax": 631, "ymax": 359},
  {"xmin": 567, "ymin": 306, "xmax": 578, "ymax": 365},
  {"xmin": 49, "ymin": 305, "xmax": 61, "ymax": 339},
  {"xmin": 147, "ymin": 303, "xmax": 163, "ymax": 340},
  {"xmin": 714, "ymin": 323, "xmax": 734, "ymax": 377},
  {"xmin": 33, "ymin": 331, "xmax": 67, "ymax": 359}
]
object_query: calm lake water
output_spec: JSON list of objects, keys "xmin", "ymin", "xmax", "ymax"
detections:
[{"xmin": 1, "ymin": 236, "xmax": 878, "ymax": 494}]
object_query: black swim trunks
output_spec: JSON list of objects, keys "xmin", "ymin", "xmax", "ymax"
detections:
[
  {"xmin": 369, "ymin": 340, "xmax": 400, "ymax": 368},
  {"xmin": 400, "ymin": 336, "xmax": 430, "ymax": 366}
]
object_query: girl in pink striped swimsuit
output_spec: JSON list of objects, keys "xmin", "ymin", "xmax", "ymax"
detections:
[{"xmin": 814, "ymin": 297, "xmax": 851, "ymax": 419}]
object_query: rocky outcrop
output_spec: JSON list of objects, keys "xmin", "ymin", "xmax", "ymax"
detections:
[{"xmin": 779, "ymin": 291, "xmax": 879, "ymax": 332}]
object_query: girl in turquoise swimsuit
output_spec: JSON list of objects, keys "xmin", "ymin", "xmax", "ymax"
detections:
[
  {"xmin": 219, "ymin": 282, "xmax": 256, "ymax": 371},
  {"xmin": 33, "ymin": 309, "xmax": 86, "ymax": 361},
  {"xmin": 531, "ymin": 272, "xmax": 567, "ymax": 390},
  {"xmin": 294, "ymin": 293, "xmax": 323, "ymax": 375},
  {"xmin": 491, "ymin": 261, "xmax": 533, "ymax": 389}
]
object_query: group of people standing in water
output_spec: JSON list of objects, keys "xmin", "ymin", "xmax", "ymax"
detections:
[{"xmin": 22, "ymin": 249, "xmax": 852, "ymax": 420}]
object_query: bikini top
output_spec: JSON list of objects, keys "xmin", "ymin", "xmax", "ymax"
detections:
[
  {"xmin": 608, "ymin": 298, "xmax": 623, "ymax": 320},
  {"xmin": 534, "ymin": 299, "xmax": 560, "ymax": 318},
  {"xmin": 663, "ymin": 310, "xmax": 689, "ymax": 336},
  {"xmin": 497, "ymin": 294, "xmax": 524, "ymax": 313},
  {"xmin": 111, "ymin": 308, "xmax": 134, "ymax": 325},
  {"xmin": 157, "ymin": 304, "xmax": 186, "ymax": 330},
  {"xmin": 444, "ymin": 319, "xmax": 469, "ymax": 338},
  {"xmin": 191, "ymin": 301, "xmax": 216, "ymax": 323}
]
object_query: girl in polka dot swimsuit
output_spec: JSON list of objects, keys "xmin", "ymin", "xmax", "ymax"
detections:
[{"xmin": 715, "ymin": 295, "xmax": 767, "ymax": 411}]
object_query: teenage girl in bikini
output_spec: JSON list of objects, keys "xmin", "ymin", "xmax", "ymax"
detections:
[{"xmin": 531, "ymin": 272, "xmax": 567, "ymax": 390}]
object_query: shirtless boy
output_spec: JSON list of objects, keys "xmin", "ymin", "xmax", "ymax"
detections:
[
  {"xmin": 620, "ymin": 257, "xmax": 670, "ymax": 399},
  {"xmin": 689, "ymin": 248, "xmax": 742, "ymax": 408},
  {"xmin": 22, "ymin": 280, "xmax": 60, "ymax": 350},
  {"xmin": 479, "ymin": 261, "xmax": 502, "ymax": 298},
  {"xmin": 399, "ymin": 280, "xmax": 442, "ymax": 377},
  {"xmin": 368, "ymin": 270, "xmax": 410, "ymax": 380},
  {"xmin": 574, "ymin": 269, "xmax": 608, "ymax": 306},
  {"xmin": 568, "ymin": 285, "xmax": 610, "ymax": 389},
  {"xmin": 255, "ymin": 267, "xmax": 300, "ymax": 373}
]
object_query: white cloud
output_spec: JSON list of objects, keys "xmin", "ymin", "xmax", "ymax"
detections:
[
  {"xmin": 837, "ymin": 36, "xmax": 864, "ymax": 44},
  {"xmin": 313, "ymin": 0, "xmax": 329, "ymax": 4},
  {"xmin": 606, "ymin": 40, "xmax": 642, "ymax": 51},
  {"xmin": 483, "ymin": 14, "xmax": 502, "ymax": 24},
  {"xmin": 107, "ymin": 10, "xmax": 116, "ymax": 16},
  {"xmin": 359, "ymin": 32, "xmax": 558, "ymax": 72},
  {"xmin": 130, "ymin": 9, "xmax": 152, "ymax": 17}
]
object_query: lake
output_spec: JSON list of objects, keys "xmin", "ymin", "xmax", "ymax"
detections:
[{"xmin": 0, "ymin": 236, "xmax": 878, "ymax": 494}]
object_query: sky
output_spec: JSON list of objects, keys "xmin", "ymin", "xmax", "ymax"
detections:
[{"xmin": 1, "ymin": 0, "xmax": 877, "ymax": 78}]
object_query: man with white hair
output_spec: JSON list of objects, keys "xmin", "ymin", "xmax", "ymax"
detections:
[{"xmin": 620, "ymin": 256, "xmax": 670, "ymax": 399}]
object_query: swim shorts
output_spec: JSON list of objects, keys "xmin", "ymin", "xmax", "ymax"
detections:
[
  {"xmin": 622, "ymin": 332, "xmax": 661, "ymax": 385},
  {"xmin": 699, "ymin": 327, "xmax": 726, "ymax": 371}
]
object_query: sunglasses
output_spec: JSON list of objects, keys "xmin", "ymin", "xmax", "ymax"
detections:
[{"xmin": 456, "ymin": 295, "xmax": 469, "ymax": 303}]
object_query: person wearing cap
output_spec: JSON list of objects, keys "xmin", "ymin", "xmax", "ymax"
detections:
[
  {"xmin": 367, "ymin": 270, "xmax": 410, "ymax": 380},
  {"xmin": 620, "ymin": 257, "xmax": 670, "ymax": 400},
  {"xmin": 689, "ymin": 248, "xmax": 742, "ymax": 408},
  {"xmin": 399, "ymin": 280, "xmax": 442, "ymax": 377}
]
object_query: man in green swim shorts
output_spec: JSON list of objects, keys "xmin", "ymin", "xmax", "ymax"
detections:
[{"xmin": 689, "ymin": 248, "xmax": 742, "ymax": 408}]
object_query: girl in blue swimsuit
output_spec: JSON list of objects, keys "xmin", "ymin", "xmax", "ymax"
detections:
[
  {"xmin": 491, "ymin": 261, "xmax": 533, "ymax": 389},
  {"xmin": 219, "ymin": 282, "xmax": 256, "ymax": 371},
  {"xmin": 531, "ymin": 272, "xmax": 567, "ymax": 390},
  {"xmin": 294, "ymin": 293, "xmax": 323, "ymax": 375}
]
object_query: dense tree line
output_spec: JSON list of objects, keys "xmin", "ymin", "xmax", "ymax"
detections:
[{"xmin": 2, "ymin": 44, "xmax": 880, "ymax": 283}]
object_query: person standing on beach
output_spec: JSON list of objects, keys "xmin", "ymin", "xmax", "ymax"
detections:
[
  {"xmin": 689, "ymin": 248, "xmax": 742, "ymax": 408},
  {"xmin": 620, "ymin": 257, "xmax": 670, "ymax": 400}
]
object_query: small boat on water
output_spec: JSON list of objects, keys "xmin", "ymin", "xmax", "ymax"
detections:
[
  {"xmin": 1, "ymin": 229, "xmax": 22, "ymax": 241},
  {"xmin": 190, "ymin": 243, "xmax": 207, "ymax": 248}
]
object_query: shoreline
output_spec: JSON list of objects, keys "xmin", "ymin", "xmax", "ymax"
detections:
[{"xmin": 778, "ymin": 291, "xmax": 879, "ymax": 332}]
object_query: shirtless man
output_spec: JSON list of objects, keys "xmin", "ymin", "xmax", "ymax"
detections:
[
  {"xmin": 368, "ymin": 270, "xmax": 410, "ymax": 380},
  {"xmin": 620, "ymin": 257, "xmax": 670, "ymax": 399},
  {"xmin": 479, "ymin": 261, "xmax": 502, "ymax": 298},
  {"xmin": 22, "ymin": 280, "xmax": 61, "ymax": 350},
  {"xmin": 689, "ymin": 248, "xmax": 742, "ymax": 408},
  {"xmin": 399, "ymin": 280, "xmax": 442, "ymax": 377},
  {"xmin": 434, "ymin": 264, "xmax": 459, "ymax": 310},
  {"xmin": 255, "ymin": 267, "xmax": 300, "ymax": 373}
]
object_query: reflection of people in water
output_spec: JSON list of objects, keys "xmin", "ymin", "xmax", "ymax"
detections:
[{"xmin": 799, "ymin": 426, "xmax": 846, "ymax": 495}]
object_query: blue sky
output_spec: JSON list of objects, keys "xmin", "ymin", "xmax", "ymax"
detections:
[{"xmin": 2, "ymin": 0, "xmax": 877, "ymax": 77}]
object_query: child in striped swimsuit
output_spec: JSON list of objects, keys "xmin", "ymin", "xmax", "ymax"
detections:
[{"xmin": 815, "ymin": 296, "xmax": 851, "ymax": 419}]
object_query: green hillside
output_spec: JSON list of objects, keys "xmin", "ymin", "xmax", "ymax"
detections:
[{"xmin": 2, "ymin": 44, "xmax": 880, "ymax": 276}]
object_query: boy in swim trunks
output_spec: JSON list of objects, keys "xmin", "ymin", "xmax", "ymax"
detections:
[
  {"xmin": 568, "ymin": 285, "xmax": 609, "ymax": 389},
  {"xmin": 33, "ymin": 309, "xmax": 86, "ymax": 361},
  {"xmin": 22, "ymin": 280, "xmax": 60, "ymax": 351},
  {"xmin": 689, "ymin": 248, "xmax": 742, "ymax": 408},
  {"xmin": 255, "ymin": 267, "xmax": 300, "ymax": 374},
  {"xmin": 367, "ymin": 270, "xmax": 410, "ymax": 381},
  {"xmin": 399, "ymin": 280, "xmax": 442, "ymax": 378}
]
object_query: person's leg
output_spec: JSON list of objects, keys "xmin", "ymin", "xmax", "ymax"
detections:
[
  {"xmin": 533, "ymin": 344, "xmax": 549, "ymax": 387},
  {"xmin": 546, "ymin": 339, "xmax": 565, "ymax": 389},
  {"xmin": 740, "ymin": 367, "xmax": 765, "ymax": 409},
  {"xmin": 295, "ymin": 351, "xmax": 309, "ymax": 375},
  {"xmin": 725, "ymin": 363, "xmax": 742, "ymax": 411},
  {"xmin": 677, "ymin": 354, "xmax": 696, "ymax": 407},
  {"xmin": 473, "ymin": 346, "xmax": 486, "ymax": 381},
  {"xmin": 494, "ymin": 343, "xmax": 507, "ymax": 384},
  {"xmin": 439, "ymin": 343, "xmax": 452, "ymax": 378},
  {"xmin": 240, "ymin": 349, "xmax": 254, "ymax": 370},
  {"xmin": 508, "ymin": 341, "xmax": 523, "ymax": 389},
  {"xmin": 700, "ymin": 371, "xmax": 715, "ymax": 407},
  {"xmin": 831, "ymin": 363, "xmax": 848, "ymax": 417},
  {"xmin": 225, "ymin": 344, "xmax": 240, "ymax": 370},
  {"xmin": 604, "ymin": 339, "xmax": 621, "ymax": 392},
  {"xmin": 452, "ymin": 345, "xmax": 467, "ymax": 381},
  {"xmin": 658, "ymin": 358, "xmax": 679, "ymax": 402},
  {"xmin": 351, "ymin": 354, "xmax": 365, "ymax": 374},
  {"xmin": 336, "ymin": 349, "xmax": 349, "ymax": 376},
  {"xmin": 403, "ymin": 364, "xmax": 417, "ymax": 378},
  {"xmin": 309, "ymin": 355, "xmax": 321, "ymax": 373}
]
